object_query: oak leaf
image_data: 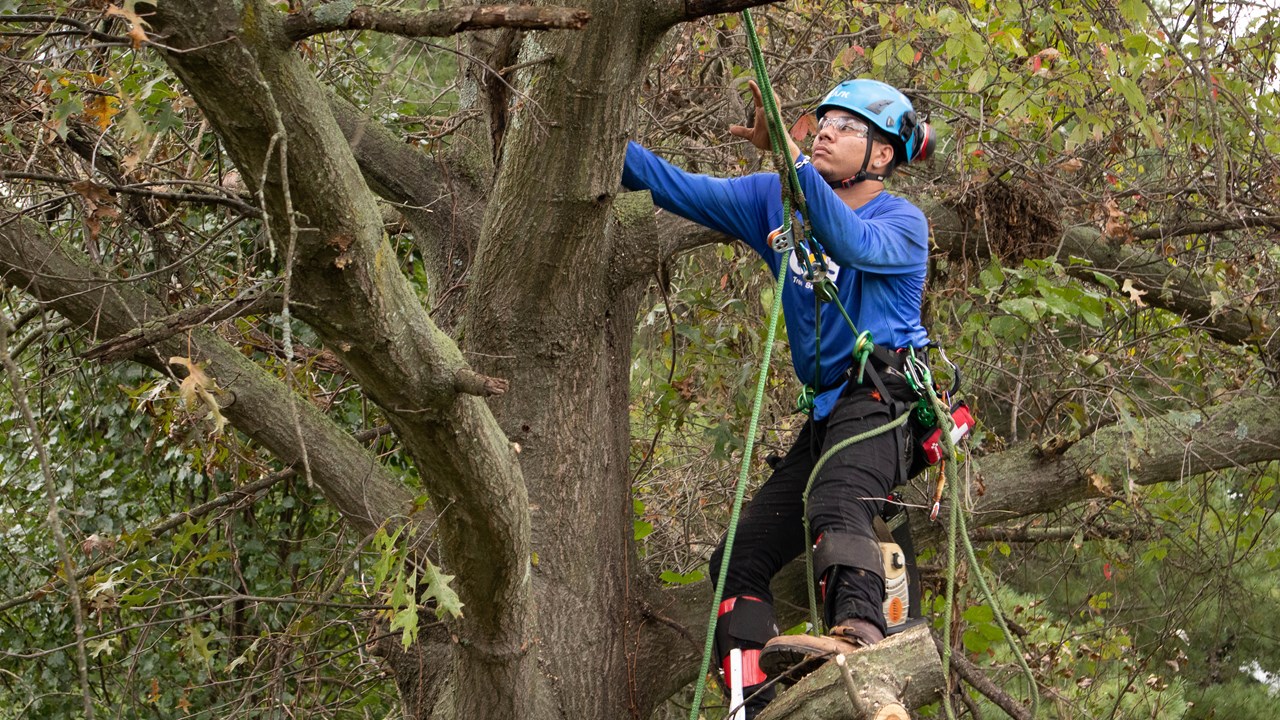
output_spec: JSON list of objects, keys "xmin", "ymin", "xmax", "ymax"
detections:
[
  {"xmin": 789, "ymin": 114, "xmax": 817, "ymax": 142},
  {"xmin": 169, "ymin": 356, "xmax": 228, "ymax": 435},
  {"xmin": 104, "ymin": 4, "xmax": 150, "ymax": 49},
  {"xmin": 1120, "ymin": 278, "xmax": 1148, "ymax": 307}
]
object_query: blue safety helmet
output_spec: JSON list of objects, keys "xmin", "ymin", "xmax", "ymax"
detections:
[{"xmin": 817, "ymin": 79, "xmax": 935, "ymax": 166}]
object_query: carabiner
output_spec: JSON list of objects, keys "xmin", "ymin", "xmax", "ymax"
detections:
[{"xmin": 936, "ymin": 345, "xmax": 962, "ymax": 397}]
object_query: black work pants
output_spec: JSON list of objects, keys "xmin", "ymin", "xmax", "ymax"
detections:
[{"xmin": 708, "ymin": 371, "xmax": 914, "ymax": 635}]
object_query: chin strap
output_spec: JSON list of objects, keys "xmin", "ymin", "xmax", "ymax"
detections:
[{"xmin": 829, "ymin": 140, "xmax": 888, "ymax": 188}]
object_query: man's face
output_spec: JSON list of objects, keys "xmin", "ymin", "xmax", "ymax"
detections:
[{"xmin": 810, "ymin": 109, "xmax": 895, "ymax": 182}]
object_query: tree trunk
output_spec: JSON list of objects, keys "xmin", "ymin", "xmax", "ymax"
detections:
[{"xmin": 460, "ymin": 1, "xmax": 666, "ymax": 714}]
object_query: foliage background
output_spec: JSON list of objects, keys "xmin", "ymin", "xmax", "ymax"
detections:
[{"xmin": 2, "ymin": 0, "xmax": 1279, "ymax": 717}]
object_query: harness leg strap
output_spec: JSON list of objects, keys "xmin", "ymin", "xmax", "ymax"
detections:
[{"xmin": 714, "ymin": 595, "xmax": 779, "ymax": 702}]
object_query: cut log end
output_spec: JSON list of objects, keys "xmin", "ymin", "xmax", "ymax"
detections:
[{"xmin": 872, "ymin": 703, "xmax": 910, "ymax": 720}]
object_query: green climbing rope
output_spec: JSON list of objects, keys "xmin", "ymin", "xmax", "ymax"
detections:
[
  {"xmin": 686, "ymin": 255, "xmax": 789, "ymax": 720},
  {"xmin": 921, "ymin": 382, "xmax": 1040, "ymax": 719}
]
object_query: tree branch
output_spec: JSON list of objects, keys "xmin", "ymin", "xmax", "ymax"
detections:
[
  {"xmin": 969, "ymin": 523, "xmax": 1151, "ymax": 543},
  {"xmin": 327, "ymin": 94, "xmax": 486, "ymax": 328},
  {"xmin": 1132, "ymin": 214, "xmax": 1280, "ymax": 240},
  {"xmin": 82, "ymin": 292, "xmax": 284, "ymax": 362},
  {"xmin": 1055, "ymin": 225, "xmax": 1268, "ymax": 353},
  {"xmin": 0, "ymin": 170, "xmax": 261, "ymax": 217},
  {"xmin": 284, "ymin": 4, "xmax": 591, "ymax": 42},
  {"xmin": 678, "ymin": 0, "xmax": 784, "ymax": 23},
  {"xmin": 149, "ymin": 1, "xmax": 533, "ymax": 699},
  {"xmin": 933, "ymin": 633, "xmax": 1033, "ymax": 720}
]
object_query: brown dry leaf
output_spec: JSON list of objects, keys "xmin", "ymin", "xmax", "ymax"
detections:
[
  {"xmin": 1101, "ymin": 197, "xmax": 1131, "ymax": 240},
  {"xmin": 121, "ymin": 151, "xmax": 143, "ymax": 174},
  {"xmin": 72, "ymin": 179, "xmax": 113, "ymax": 206},
  {"xmin": 1059, "ymin": 157, "xmax": 1083, "ymax": 173},
  {"xmin": 71, "ymin": 180, "xmax": 119, "ymax": 241},
  {"xmin": 789, "ymin": 114, "xmax": 817, "ymax": 142},
  {"xmin": 169, "ymin": 356, "xmax": 228, "ymax": 435},
  {"xmin": 105, "ymin": 4, "xmax": 150, "ymax": 49},
  {"xmin": 1120, "ymin": 278, "xmax": 1148, "ymax": 307},
  {"xmin": 1087, "ymin": 471, "xmax": 1111, "ymax": 495}
]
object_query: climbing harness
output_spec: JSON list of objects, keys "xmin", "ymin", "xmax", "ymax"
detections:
[{"xmin": 688, "ymin": 9, "xmax": 1037, "ymax": 720}]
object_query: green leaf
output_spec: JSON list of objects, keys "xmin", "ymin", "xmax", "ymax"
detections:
[
  {"xmin": 979, "ymin": 263, "xmax": 1006, "ymax": 289},
  {"xmin": 1112, "ymin": 76, "xmax": 1148, "ymax": 115},
  {"xmin": 967, "ymin": 67, "xmax": 988, "ymax": 93},
  {"xmin": 659, "ymin": 569, "xmax": 705, "ymax": 586},
  {"xmin": 962, "ymin": 628, "xmax": 990, "ymax": 654},
  {"xmin": 634, "ymin": 520, "xmax": 654, "ymax": 540},
  {"xmin": 963, "ymin": 604, "xmax": 994, "ymax": 624},
  {"xmin": 896, "ymin": 43, "xmax": 918, "ymax": 67},
  {"xmin": 1117, "ymin": 0, "xmax": 1148, "ymax": 24},
  {"xmin": 1091, "ymin": 271, "xmax": 1120, "ymax": 292},
  {"xmin": 421, "ymin": 561, "xmax": 464, "ymax": 620}
]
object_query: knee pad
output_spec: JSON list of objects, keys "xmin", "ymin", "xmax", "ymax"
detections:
[
  {"xmin": 813, "ymin": 532, "xmax": 885, "ymax": 628},
  {"xmin": 813, "ymin": 532, "xmax": 884, "ymax": 586},
  {"xmin": 714, "ymin": 595, "xmax": 777, "ymax": 688}
]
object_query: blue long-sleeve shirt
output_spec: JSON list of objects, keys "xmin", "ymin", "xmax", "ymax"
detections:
[{"xmin": 622, "ymin": 141, "xmax": 930, "ymax": 420}]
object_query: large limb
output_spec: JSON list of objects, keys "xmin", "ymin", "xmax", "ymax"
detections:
[
  {"xmin": 328, "ymin": 95, "xmax": 486, "ymax": 328},
  {"xmin": 669, "ymin": 0, "xmax": 784, "ymax": 24},
  {"xmin": 923, "ymin": 199, "xmax": 1269, "ymax": 353},
  {"xmin": 146, "ymin": 0, "xmax": 533, "ymax": 711}
]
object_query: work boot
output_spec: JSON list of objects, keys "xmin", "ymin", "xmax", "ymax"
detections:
[{"xmin": 758, "ymin": 619, "xmax": 884, "ymax": 683}]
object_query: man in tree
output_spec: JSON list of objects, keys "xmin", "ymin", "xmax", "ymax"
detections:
[{"xmin": 622, "ymin": 77, "xmax": 934, "ymax": 716}]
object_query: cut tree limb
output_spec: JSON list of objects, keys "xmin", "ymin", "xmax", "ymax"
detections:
[
  {"xmin": 756, "ymin": 624, "xmax": 942, "ymax": 720},
  {"xmin": 284, "ymin": 4, "xmax": 591, "ymax": 42}
]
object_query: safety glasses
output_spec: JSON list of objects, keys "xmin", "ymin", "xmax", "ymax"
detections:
[{"xmin": 817, "ymin": 115, "xmax": 870, "ymax": 138}]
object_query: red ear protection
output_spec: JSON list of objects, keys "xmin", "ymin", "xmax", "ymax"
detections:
[{"xmin": 911, "ymin": 122, "xmax": 936, "ymax": 163}]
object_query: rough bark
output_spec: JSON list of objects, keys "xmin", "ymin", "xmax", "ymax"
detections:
[
  {"xmin": 458, "ymin": 0, "xmax": 666, "ymax": 714},
  {"xmin": 328, "ymin": 95, "xmax": 486, "ymax": 329}
]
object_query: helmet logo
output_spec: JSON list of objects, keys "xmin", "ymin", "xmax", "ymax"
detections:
[{"xmin": 865, "ymin": 99, "xmax": 894, "ymax": 114}]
